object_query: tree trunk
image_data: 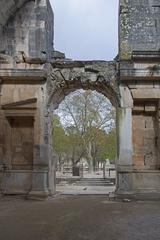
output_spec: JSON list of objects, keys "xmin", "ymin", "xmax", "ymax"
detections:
[{"xmin": 86, "ymin": 141, "xmax": 94, "ymax": 173}]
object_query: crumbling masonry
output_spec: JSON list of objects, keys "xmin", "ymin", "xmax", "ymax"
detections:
[{"xmin": 0, "ymin": 0, "xmax": 160, "ymax": 199}]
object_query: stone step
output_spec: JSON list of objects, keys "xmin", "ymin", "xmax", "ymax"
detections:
[
  {"xmin": 76, "ymin": 178, "xmax": 115, "ymax": 186},
  {"xmin": 80, "ymin": 178, "xmax": 115, "ymax": 182},
  {"xmin": 56, "ymin": 177, "xmax": 116, "ymax": 186}
]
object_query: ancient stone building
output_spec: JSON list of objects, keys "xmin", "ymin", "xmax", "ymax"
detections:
[{"xmin": 0, "ymin": 0, "xmax": 160, "ymax": 199}]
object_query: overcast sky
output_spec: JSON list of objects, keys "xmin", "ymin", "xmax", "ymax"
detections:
[{"xmin": 50, "ymin": 0, "xmax": 119, "ymax": 61}]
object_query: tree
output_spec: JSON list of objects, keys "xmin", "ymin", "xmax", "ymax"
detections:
[
  {"xmin": 105, "ymin": 128, "xmax": 117, "ymax": 162},
  {"xmin": 65, "ymin": 126, "xmax": 84, "ymax": 166},
  {"xmin": 52, "ymin": 114, "xmax": 69, "ymax": 169},
  {"xmin": 54, "ymin": 90, "xmax": 116, "ymax": 172},
  {"xmin": 90, "ymin": 127, "xmax": 108, "ymax": 168}
]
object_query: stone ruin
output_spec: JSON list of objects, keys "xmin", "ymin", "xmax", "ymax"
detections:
[{"xmin": 0, "ymin": 0, "xmax": 160, "ymax": 199}]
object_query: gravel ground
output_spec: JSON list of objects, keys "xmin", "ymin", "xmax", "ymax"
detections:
[{"xmin": 0, "ymin": 195, "xmax": 160, "ymax": 240}]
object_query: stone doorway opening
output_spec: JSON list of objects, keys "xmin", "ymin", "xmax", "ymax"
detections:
[
  {"xmin": 47, "ymin": 61, "xmax": 120, "ymax": 195},
  {"xmin": 53, "ymin": 89, "xmax": 117, "ymax": 195}
]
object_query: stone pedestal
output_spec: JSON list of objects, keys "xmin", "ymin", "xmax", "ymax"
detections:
[
  {"xmin": 115, "ymin": 169, "xmax": 160, "ymax": 200},
  {"xmin": 1, "ymin": 170, "xmax": 32, "ymax": 194},
  {"xmin": 28, "ymin": 170, "xmax": 49, "ymax": 199}
]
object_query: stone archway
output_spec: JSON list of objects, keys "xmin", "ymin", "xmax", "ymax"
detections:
[
  {"xmin": 0, "ymin": 58, "xmax": 134, "ymax": 198},
  {"xmin": 48, "ymin": 61, "xmax": 119, "ymax": 108},
  {"xmin": 0, "ymin": 0, "xmax": 160, "ymax": 199},
  {"xmin": 44, "ymin": 60, "xmax": 134, "ymax": 196},
  {"xmin": 46, "ymin": 60, "xmax": 120, "ymax": 193}
]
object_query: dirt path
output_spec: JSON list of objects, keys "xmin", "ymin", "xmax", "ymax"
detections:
[{"xmin": 0, "ymin": 195, "xmax": 160, "ymax": 240}]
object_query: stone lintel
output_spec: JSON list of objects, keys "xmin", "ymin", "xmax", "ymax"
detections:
[
  {"xmin": 132, "ymin": 51, "xmax": 160, "ymax": 62},
  {"xmin": 131, "ymin": 89, "xmax": 160, "ymax": 99},
  {"xmin": 2, "ymin": 98, "xmax": 37, "ymax": 116},
  {"xmin": 133, "ymin": 103, "xmax": 157, "ymax": 113},
  {"xmin": 51, "ymin": 60, "xmax": 85, "ymax": 69},
  {"xmin": 4, "ymin": 110, "xmax": 36, "ymax": 117},
  {"xmin": 120, "ymin": 69, "xmax": 160, "ymax": 81},
  {"xmin": 2, "ymin": 98, "xmax": 37, "ymax": 109},
  {"xmin": 0, "ymin": 69, "xmax": 47, "ymax": 82},
  {"xmin": 51, "ymin": 60, "xmax": 115, "ymax": 69}
]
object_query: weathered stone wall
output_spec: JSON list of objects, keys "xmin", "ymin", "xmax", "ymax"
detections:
[
  {"xmin": 0, "ymin": 0, "xmax": 54, "ymax": 60},
  {"xmin": 45, "ymin": 60, "xmax": 120, "ymax": 194},
  {"xmin": 0, "ymin": 0, "xmax": 28, "ymax": 27},
  {"xmin": 120, "ymin": 56, "xmax": 160, "ymax": 168},
  {"xmin": 119, "ymin": 0, "xmax": 160, "ymax": 59},
  {"xmin": 0, "ymin": 0, "xmax": 53, "ymax": 196},
  {"xmin": 47, "ymin": 60, "xmax": 119, "ymax": 109},
  {"xmin": 133, "ymin": 111, "xmax": 158, "ymax": 169},
  {"xmin": 0, "ymin": 0, "xmax": 160, "ymax": 199},
  {"xmin": 0, "ymin": 64, "xmax": 49, "ymax": 194},
  {"xmin": 118, "ymin": 0, "xmax": 160, "ymax": 197}
]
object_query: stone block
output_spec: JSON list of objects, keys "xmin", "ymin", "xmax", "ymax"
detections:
[
  {"xmin": 145, "ymin": 105, "xmax": 156, "ymax": 112},
  {"xmin": 131, "ymin": 89, "xmax": 160, "ymax": 99},
  {"xmin": 133, "ymin": 171, "xmax": 160, "ymax": 191},
  {"xmin": 119, "ymin": 0, "xmax": 160, "ymax": 59},
  {"xmin": 29, "ymin": 170, "xmax": 49, "ymax": 198},
  {"xmin": 118, "ymin": 108, "xmax": 133, "ymax": 165},
  {"xmin": 133, "ymin": 105, "xmax": 145, "ymax": 112},
  {"xmin": 1, "ymin": 170, "xmax": 32, "ymax": 194},
  {"xmin": 0, "ymin": 0, "xmax": 54, "ymax": 59},
  {"xmin": 119, "ymin": 85, "xmax": 133, "ymax": 108},
  {"xmin": 117, "ymin": 172, "xmax": 132, "ymax": 192}
]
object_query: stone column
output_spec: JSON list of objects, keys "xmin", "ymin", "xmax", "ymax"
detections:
[
  {"xmin": 47, "ymin": 108, "xmax": 56, "ymax": 195},
  {"xmin": 0, "ymin": 80, "xmax": 5, "ymax": 169},
  {"xmin": 28, "ymin": 97, "xmax": 50, "ymax": 199},
  {"xmin": 116, "ymin": 85, "xmax": 133, "ymax": 195},
  {"xmin": 118, "ymin": 107, "xmax": 133, "ymax": 166},
  {"xmin": 0, "ymin": 80, "xmax": 3, "ymax": 165},
  {"xmin": 158, "ymin": 100, "xmax": 160, "ymax": 166}
]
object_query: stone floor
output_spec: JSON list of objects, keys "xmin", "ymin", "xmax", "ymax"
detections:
[
  {"xmin": 56, "ymin": 185, "xmax": 115, "ymax": 195},
  {"xmin": 0, "ymin": 195, "xmax": 160, "ymax": 240},
  {"xmin": 56, "ymin": 169, "xmax": 116, "ymax": 195}
]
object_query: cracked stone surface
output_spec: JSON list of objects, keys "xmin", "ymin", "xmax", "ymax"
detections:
[{"xmin": 47, "ymin": 60, "xmax": 119, "ymax": 109}]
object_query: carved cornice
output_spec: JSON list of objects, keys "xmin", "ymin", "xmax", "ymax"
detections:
[
  {"xmin": 2, "ymin": 98, "xmax": 37, "ymax": 117},
  {"xmin": 0, "ymin": 69, "xmax": 47, "ymax": 83}
]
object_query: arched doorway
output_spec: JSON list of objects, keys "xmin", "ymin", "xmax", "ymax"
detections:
[
  {"xmin": 46, "ymin": 60, "xmax": 124, "ymax": 195},
  {"xmin": 53, "ymin": 89, "xmax": 117, "ymax": 194}
]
